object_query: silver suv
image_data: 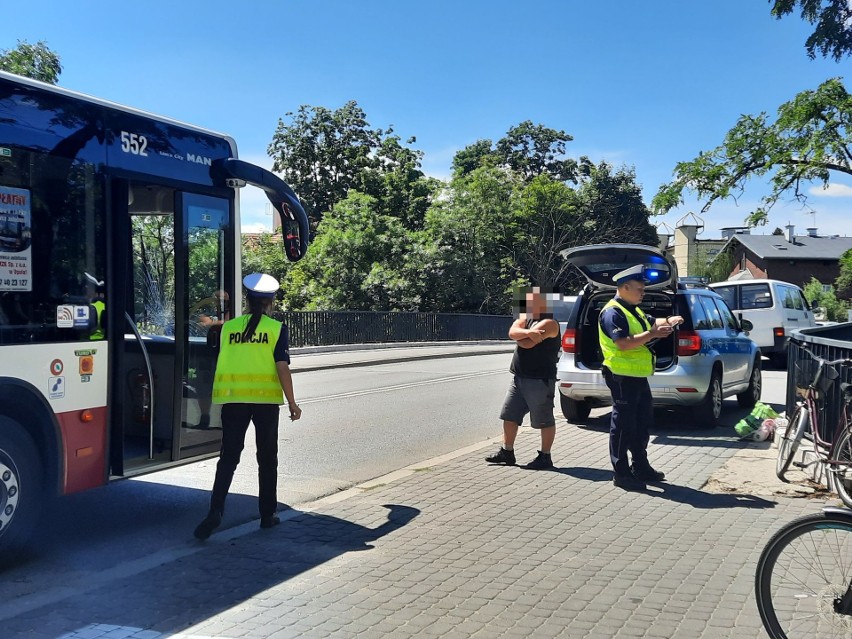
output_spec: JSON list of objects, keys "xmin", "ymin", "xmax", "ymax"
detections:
[{"xmin": 557, "ymin": 244, "xmax": 762, "ymax": 427}]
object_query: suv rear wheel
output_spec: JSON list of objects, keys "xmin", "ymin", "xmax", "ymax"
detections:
[
  {"xmin": 737, "ymin": 360, "xmax": 762, "ymax": 408},
  {"xmin": 560, "ymin": 396, "xmax": 592, "ymax": 423},
  {"xmin": 697, "ymin": 369, "xmax": 723, "ymax": 428}
]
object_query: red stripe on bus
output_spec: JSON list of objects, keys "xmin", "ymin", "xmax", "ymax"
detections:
[{"xmin": 56, "ymin": 407, "xmax": 108, "ymax": 494}]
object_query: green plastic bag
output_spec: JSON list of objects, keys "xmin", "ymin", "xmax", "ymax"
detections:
[{"xmin": 734, "ymin": 402, "xmax": 779, "ymax": 438}]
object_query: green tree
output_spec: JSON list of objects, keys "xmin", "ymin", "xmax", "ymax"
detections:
[
  {"xmin": 361, "ymin": 133, "xmax": 441, "ymax": 230},
  {"xmin": 835, "ymin": 248, "xmax": 852, "ymax": 297},
  {"xmin": 279, "ymin": 192, "xmax": 419, "ymax": 311},
  {"xmin": 418, "ymin": 167, "xmax": 516, "ymax": 313},
  {"xmin": 653, "ymin": 78, "xmax": 852, "ymax": 228},
  {"xmin": 803, "ymin": 276, "xmax": 849, "ymax": 321},
  {"xmin": 696, "ymin": 248, "xmax": 735, "ymax": 283},
  {"xmin": 0, "ymin": 40, "xmax": 61, "ymax": 84},
  {"xmin": 268, "ymin": 101, "xmax": 436, "ymax": 229},
  {"xmin": 771, "ymin": 0, "xmax": 852, "ymax": 61},
  {"xmin": 452, "ymin": 121, "xmax": 583, "ymax": 183}
]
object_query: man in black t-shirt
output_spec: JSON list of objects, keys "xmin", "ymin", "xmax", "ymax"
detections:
[{"xmin": 486, "ymin": 287, "xmax": 561, "ymax": 470}]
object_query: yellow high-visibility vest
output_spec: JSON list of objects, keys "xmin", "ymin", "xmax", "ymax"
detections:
[
  {"xmin": 598, "ymin": 299, "xmax": 654, "ymax": 377},
  {"xmin": 212, "ymin": 314, "xmax": 283, "ymax": 404}
]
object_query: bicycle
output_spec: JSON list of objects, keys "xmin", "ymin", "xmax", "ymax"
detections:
[
  {"xmin": 776, "ymin": 347, "xmax": 852, "ymax": 507},
  {"xmin": 755, "ymin": 507, "xmax": 852, "ymax": 638}
]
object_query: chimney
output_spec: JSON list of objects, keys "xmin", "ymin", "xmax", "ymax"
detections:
[
  {"xmin": 785, "ymin": 224, "xmax": 795, "ymax": 243},
  {"xmin": 807, "ymin": 227, "xmax": 818, "ymax": 238}
]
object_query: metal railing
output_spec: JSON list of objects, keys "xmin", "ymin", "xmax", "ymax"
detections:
[
  {"xmin": 274, "ymin": 311, "xmax": 512, "ymax": 347},
  {"xmin": 787, "ymin": 323, "xmax": 852, "ymax": 444}
]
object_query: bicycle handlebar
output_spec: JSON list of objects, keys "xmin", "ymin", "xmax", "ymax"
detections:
[{"xmin": 798, "ymin": 345, "xmax": 852, "ymax": 368}]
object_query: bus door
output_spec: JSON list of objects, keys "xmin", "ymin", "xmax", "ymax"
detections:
[{"xmin": 113, "ymin": 181, "xmax": 230, "ymax": 474}]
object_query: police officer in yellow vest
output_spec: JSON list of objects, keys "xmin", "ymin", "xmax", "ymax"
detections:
[
  {"xmin": 194, "ymin": 273, "xmax": 301, "ymax": 540},
  {"xmin": 599, "ymin": 264, "xmax": 683, "ymax": 491}
]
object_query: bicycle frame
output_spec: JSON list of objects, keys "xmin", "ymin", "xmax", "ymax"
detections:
[{"xmin": 792, "ymin": 356, "xmax": 852, "ymax": 473}]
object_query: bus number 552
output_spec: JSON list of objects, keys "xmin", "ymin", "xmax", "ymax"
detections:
[{"xmin": 120, "ymin": 131, "xmax": 148, "ymax": 156}]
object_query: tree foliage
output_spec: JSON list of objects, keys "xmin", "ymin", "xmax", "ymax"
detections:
[
  {"xmin": 0, "ymin": 40, "xmax": 61, "ymax": 84},
  {"xmin": 257, "ymin": 105, "xmax": 660, "ymax": 313},
  {"xmin": 835, "ymin": 248, "xmax": 852, "ymax": 297},
  {"xmin": 653, "ymin": 78, "xmax": 852, "ymax": 227},
  {"xmin": 803, "ymin": 276, "xmax": 849, "ymax": 321},
  {"xmin": 268, "ymin": 101, "xmax": 437, "ymax": 229},
  {"xmin": 452, "ymin": 121, "xmax": 584, "ymax": 183},
  {"xmin": 771, "ymin": 0, "xmax": 852, "ymax": 61}
]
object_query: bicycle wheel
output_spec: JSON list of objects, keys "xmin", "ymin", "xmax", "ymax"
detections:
[
  {"xmin": 831, "ymin": 426, "xmax": 852, "ymax": 508},
  {"xmin": 777, "ymin": 405, "xmax": 808, "ymax": 482},
  {"xmin": 755, "ymin": 510, "xmax": 852, "ymax": 638}
]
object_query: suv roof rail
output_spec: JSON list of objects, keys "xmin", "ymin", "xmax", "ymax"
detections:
[{"xmin": 677, "ymin": 281, "xmax": 710, "ymax": 290}]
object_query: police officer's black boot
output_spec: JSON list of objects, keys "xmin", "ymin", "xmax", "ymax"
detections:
[{"xmin": 193, "ymin": 509, "xmax": 222, "ymax": 540}]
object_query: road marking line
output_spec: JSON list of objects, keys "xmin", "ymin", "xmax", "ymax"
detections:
[{"xmin": 297, "ymin": 369, "xmax": 505, "ymax": 405}]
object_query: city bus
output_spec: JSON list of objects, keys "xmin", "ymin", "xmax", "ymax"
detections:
[{"xmin": 0, "ymin": 70, "xmax": 309, "ymax": 552}]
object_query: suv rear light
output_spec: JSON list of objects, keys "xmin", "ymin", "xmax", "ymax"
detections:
[
  {"xmin": 562, "ymin": 329, "xmax": 576, "ymax": 353},
  {"xmin": 676, "ymin": 329, "xmax": 701, "ymax": 356},
  {"xmin": 773, "ymin": 327, "xmax": 785, "ymax": 338}
]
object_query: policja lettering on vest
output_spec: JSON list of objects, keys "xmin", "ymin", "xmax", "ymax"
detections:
[{"xmin": 228, "ymin": 331, "xmax": 270, "ymax": 344}]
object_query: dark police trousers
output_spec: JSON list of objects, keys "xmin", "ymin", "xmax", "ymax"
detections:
[
  {"xmin": 602, "ymin": 367, "xmax": 653, "ymax": 475},
  {"xmin": 209, "ymin": 403, "xmax": 280, "ymax": 518}
]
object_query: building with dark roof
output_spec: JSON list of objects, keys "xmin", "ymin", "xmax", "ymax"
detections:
[{"xmin": 717, "ymin": 225, "xmax": 852, "ymax": 288}]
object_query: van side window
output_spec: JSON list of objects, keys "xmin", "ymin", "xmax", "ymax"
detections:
[
  {"xmin": 781, "ymin": 285, "xmax": 802, "ymax": 310},
  {"xmin": 741, "ymin": 283, "xmax": 772, "ymax": 309}
]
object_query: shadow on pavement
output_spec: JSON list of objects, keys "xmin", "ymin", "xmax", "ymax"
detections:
[
  {"xmin": 3, "ymin": 504, "xmax": 420, "ymax": 637},
  {"xmin": 643, "ymin": 482, "xmax": 776, "ymax": 509},
  {"xmin": 552, "ymin": 466, "xmax": 775, "ymax": 509}
]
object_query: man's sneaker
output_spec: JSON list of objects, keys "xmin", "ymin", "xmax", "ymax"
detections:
[
  {"xmin": 193, "ymin": 510, "xmax": 222, "ymax": 540},
  {"xmin": 631, "ymin": 464, "xmax": 665, "ymax": 482},
  {"xmin": 260, "ymin": 515, "xmax": 281, "ymax": 529},
  {"xmin": 485, "ymin": 447, "xmax": 516, "ymax": 465},
  {"xmin": 613, "ymin": 473, "xmax": 646, "ymax": 491},
  {"xmin": 524, "ymin": 451, "xmax": 554, "ymax": 470}
]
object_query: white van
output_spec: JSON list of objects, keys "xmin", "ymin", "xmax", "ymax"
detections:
[{"xmin": 709, "ymin": 279, "xmax": 816, "ymax": 367}]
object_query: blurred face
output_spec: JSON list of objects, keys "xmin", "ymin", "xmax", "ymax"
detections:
[
  {"xmin": 525, "ymin": 292, "xmax": 547, "ymax": 318},
  {"xmin": 619, "ymin": 279, "xmax": 645, "ymax": 305}
]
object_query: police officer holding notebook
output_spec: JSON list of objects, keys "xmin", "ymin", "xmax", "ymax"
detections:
[{"xmin": 598, "ymin": 265, "xmax": 683, "ymax": 491}]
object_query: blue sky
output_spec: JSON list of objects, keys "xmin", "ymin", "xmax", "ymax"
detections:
[{"xmin": 9, "ymin": 1, "xmax": 850, "ymax": 237}]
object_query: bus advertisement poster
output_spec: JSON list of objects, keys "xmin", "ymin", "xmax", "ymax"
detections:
[{"xmin": 0, "ymin": 185, "xmax": 32, "ymax": 292}]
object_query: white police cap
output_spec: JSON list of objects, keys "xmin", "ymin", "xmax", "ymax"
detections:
[
  {"xmin": 242, "ymin": 273, "xmax": 280, "ymax": 297},
  {"xmin": 612, "ymin": 264, "xmax": 648, "ymax": 285}
]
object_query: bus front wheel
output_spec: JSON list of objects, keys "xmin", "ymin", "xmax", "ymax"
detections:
[{"xmin": 0, "ymin": 418, "xmax": 43, "ymax": 557}]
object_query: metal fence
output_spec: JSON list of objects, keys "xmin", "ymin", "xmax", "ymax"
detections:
[
  {"xmin": 787, "ymin": 323, "xmax": 852, "ymax": 445},
  {"xmin": 273, "ymin": 310, "xmax": 512, "ymax": 347}
]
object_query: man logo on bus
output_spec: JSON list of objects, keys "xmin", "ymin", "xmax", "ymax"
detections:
[
  {"xmin": 186, "ymin": 153, "xmax": 212, "ymax": 166},
  {"xmin": 50, "ymin": 359, "xmax": 63, "ymax": 375}
]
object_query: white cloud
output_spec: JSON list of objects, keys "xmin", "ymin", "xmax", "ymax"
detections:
[{"xmin": 809, "ymin": 183, "xmax": 852, "ymax": 198}]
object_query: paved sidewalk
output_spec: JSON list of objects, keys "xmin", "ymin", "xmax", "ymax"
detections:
[{"xmin": 7, "ymin": 415, "xmax": 831, "ymax": 638}]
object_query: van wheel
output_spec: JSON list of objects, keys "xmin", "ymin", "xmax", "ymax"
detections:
[
  {"xmin": 737, "ymin": 361, "xmax": 762, "ymax": 408},
  {"xmin": 0, "ymin": 419, "xmax": 43, "ymax": 558},
  {"xmin": 769, "ymin": 353, "xmax": 788, "ymax": 369},
  {"xmin": 561, "ymin": 396, "xmax": 592, "ymax": 423},
  {"xmin": 697, "ymin": 370, "xmax": 723, "ymax": 428}
]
